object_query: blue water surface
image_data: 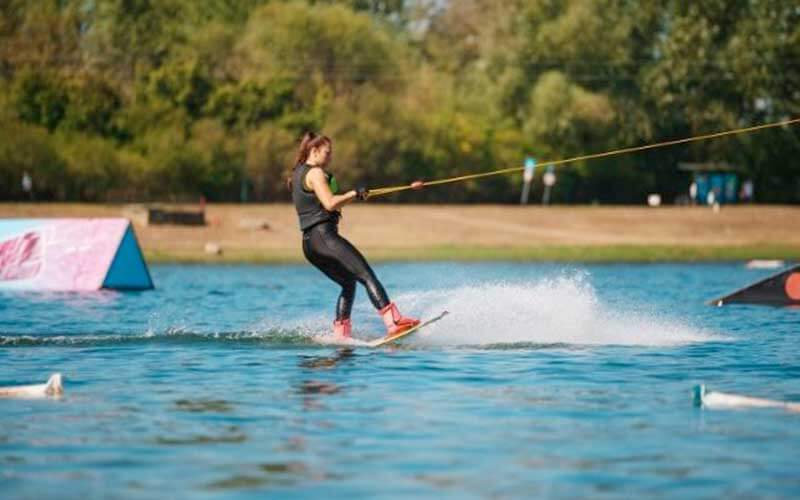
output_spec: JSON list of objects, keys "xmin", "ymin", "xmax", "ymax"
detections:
[{"xmin": 1, "ymin": 262, "xmax": 799, "ymax": 499}]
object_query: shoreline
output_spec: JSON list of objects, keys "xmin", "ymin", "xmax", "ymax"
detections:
[
  {"xmin": 2, "ymin": 203, "xmax": 799, "ymax": 264},
  {"xmin": 144, "ymin": 244, "xmax": 800, "ymax": 264}
]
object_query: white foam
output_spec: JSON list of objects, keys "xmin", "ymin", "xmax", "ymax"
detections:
[{"xmin": 392, "ymin": 274, "xmax": 718, "ymax": 347}]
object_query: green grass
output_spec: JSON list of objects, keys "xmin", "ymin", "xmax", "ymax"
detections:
[{"xmin": 144, "ymin": 244, "xmax": 800, "ymax": 264}]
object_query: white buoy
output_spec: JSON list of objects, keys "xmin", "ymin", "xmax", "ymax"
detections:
[
  {"xmin": 693, "ymin": 385, "xmax": 800, "ymax": 413},
  {"xmin": 745, "ymin": 260, "xmax": 785, "ymax": 270},
  {"xmin": 0, "ymin": 373, "xmax": 63, "ymax": 398}
]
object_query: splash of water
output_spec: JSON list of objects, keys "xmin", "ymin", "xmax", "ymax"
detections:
[{"xmin": 395, "ymin": 274, "xmax": 718, "ymax": 347}]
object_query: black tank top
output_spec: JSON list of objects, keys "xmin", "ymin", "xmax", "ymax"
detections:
[{"xmin": 291, "ymin": 164, "xmax": 340, "ymax": 231}]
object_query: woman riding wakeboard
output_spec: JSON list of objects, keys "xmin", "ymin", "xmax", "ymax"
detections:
[{"xmin": 289, "ymin": 132, "xmax": 420, "ymax": 339}]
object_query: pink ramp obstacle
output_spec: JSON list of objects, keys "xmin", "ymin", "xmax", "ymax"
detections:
[{"xmin": 0, "ymin": 218, "xmax": 153, "ymax": 291}]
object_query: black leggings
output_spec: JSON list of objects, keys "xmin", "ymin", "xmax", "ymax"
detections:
[{"xmin": 302, "ymin": 221, "xmax": 390, "ymax": 320}]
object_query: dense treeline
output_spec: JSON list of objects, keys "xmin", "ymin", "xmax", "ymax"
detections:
[{"xmin": 1, "ymin": 0, "xmax": 798, "ymax": 203}]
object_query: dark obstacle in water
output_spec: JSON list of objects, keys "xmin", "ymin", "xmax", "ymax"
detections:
[{"xmin": 710, "ymin": 264, "xmax": 800, "ymax": 306}]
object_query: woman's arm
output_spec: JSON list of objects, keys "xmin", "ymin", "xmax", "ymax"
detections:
[{"xmin": 307, "ymin": 167, "xmax": 357, "ymax": 211}]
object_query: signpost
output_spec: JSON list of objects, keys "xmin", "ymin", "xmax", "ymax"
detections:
[
  {"xmin": 520, "ymin": 156, "xmax": 536, "ymax": 205},
  {"xmin": 542, "ymin": 165, "xmax": 556, "ymax": 205}
]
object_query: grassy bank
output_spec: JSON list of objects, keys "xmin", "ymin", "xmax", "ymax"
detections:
[{"xmin": 144, "ymin": 244, "xmax": 800, "ymax": 264}]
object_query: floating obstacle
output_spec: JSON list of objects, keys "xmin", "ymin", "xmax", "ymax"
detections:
[
  {"xmin": 0, "ymin": 373, "xmax": 63, "ymax": 398},
  {"xmin": 0, "ymin": 218, "xmax": 153, "ymax": 291},
  {"xmin": 693, "ymin": 385, "xmax": 800, "ymax": 413},
  {"xmin": 710, "ymin": 264, "xmax": 800, "ymax": 306},
  {"xmin": 745, "ymin": 259, "xmax": 785, "ymax": 270}
]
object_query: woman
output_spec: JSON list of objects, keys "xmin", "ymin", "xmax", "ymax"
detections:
[{"xmin": 289, "ymin": 132, "xmax": 419, "ymax": 339}]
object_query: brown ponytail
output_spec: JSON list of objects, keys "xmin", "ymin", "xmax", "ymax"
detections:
[{"xmin": 286, "ymin": 131, "xmax": 332, "ymax": 191}]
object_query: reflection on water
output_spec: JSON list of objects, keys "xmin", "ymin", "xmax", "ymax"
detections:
[
  {"xmin": 205, "ymin": 461, "xmax": 343, "ymax": 491},
  {"xmin": 297, "ymin": 348, "xmax": 353, "ymax": 411},
  {"xmin": 173, "ymin": 399, "xmax": 233, "ymax": 413},
  {"xmin": 298, "ymin": 381, "xmax": 341, "ymax": 396},
  {"xmin": 299, "ymin": 348, "xmax": 355, "ymax": 370},
  {"xmin": 155, "ymin": 426, "xmax": 246, "ymax": 445}
]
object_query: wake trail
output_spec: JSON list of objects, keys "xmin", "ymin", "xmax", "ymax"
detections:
[{"xmin": 3, "ymin": 274, "xmax": 720, "ymax": 349}]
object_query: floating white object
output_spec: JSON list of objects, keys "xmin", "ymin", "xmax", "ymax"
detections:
[
  {"xmin": 0, "ymin": 218, "xmax": 153, "ymax": 291},
  {"xmin": 745, "ymin": 259, "xmax": 785, "ymax": 270},
  {"xmin": 0, "ymin": 373, "xmax": 63, "ymax": 398},
  {"xmin": 693, "ymin": 385, "xmax": 800, "ymax": 413},
  {"xmin": 647, "ymin": 194, "xmax": 661, "ymax": 207}
]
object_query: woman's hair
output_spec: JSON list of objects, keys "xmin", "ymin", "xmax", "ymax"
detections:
[
  {"xmin": 294, "ymin": 131, "xmax": 331, "ymax": 166},
  {"xmin": 287, "ymin": 132, "xmax": 332, "ymax": 191}
]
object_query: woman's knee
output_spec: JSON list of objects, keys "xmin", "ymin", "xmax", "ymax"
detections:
[{"xmin": 353, "ymin": 267, "xmax": 380, "ymax": 287}]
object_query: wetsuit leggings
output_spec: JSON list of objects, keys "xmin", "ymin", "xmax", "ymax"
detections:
[{"xmin": 302, "ymin": 221, "xmax": 390, "ymax": 320}]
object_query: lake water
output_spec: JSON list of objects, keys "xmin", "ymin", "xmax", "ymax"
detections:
[{"xmin": 1, "ymin": 262, "xmax": 799, "ymax": 498}]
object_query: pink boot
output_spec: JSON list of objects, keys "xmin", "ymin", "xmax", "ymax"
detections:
[
  {"xmin": 379, "ymin": 302, "xmax": 420, "ymax": 336},
  {"xmin": 333, "ymin": 318, "xmax": 352, "ymax": 338}
]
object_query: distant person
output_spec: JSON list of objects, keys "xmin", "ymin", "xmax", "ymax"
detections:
[
  {"xmin": 689, "ymin": 181, "xmax": 697, "ymax": 205},
  {"xmin": 288, "ymin": 132, "xmax": 419, "ymax": 339},
  {"xmin": 740, "ymin": 179, "xmax": 754, "ymax": 203},
  {"xmin": 22, "ymin": 171, "xmax": 33, "ymax": 200}
]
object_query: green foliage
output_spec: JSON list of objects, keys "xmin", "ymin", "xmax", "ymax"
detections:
[
  {"xmin": 244, "ymin": 124, "xmax": 297, "ymax": 201},
  {"xmin": 187, "ymin": 119, "xmax": 244, "ymax": 200},
  {"xmin": 323, "ymin": 0, "xmax": 407, "ymax": 18},
  {"xmin": 0, "ymin": 120, "xmax": 68, "ymax": 199},
  {"xmin": 236, "ymin": 2, "xmax": 403, "ymax": 92},
  {"xmin": 207, "ymin": 79, "xmax": 294, "ymax": 131},
  {"xmin": 523, "ymin": 71, "xmax": 616, "ymax": 156},
  {"xmin": 145, "ymin": 58, "xmax": 213, "ymax": 118},
  {"xmin": 0, "ymin": 0, "xmax": 798, "ymax": 203},
  {"xmin": 55, "ymin": 133, "xmax": 127, "ymax": 201},
  {"xmin": 62, "ymin": 78, "xmax": 123, "ymax": 138},
  {"xmin": 13, "ymin": 68, "xmax": 69, "ymax": 131}
]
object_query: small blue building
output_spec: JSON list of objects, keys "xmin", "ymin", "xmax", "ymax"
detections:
[{"xmin": 679, "ymin": 162, "xmax": 742, "ymax": 204}]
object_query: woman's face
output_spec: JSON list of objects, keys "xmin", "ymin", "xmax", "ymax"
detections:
[{"xmin": 309, "ymin": 143, "xmax": 332, "ymax": 166}]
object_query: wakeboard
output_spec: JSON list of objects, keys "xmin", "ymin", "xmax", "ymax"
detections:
[{"xmin": 367, "ymin": 311, "xmax": 449, "ymax": 348}]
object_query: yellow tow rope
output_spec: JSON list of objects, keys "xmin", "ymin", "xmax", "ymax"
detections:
[{"xmin": 367, "ymin": 117, "xmax": 800, "ymax": 198}]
